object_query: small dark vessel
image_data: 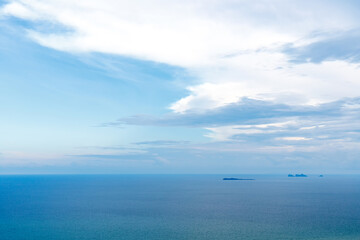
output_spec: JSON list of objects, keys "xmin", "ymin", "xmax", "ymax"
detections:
[
  {"xmin": 223, "ymin": 178, "xmax": 255, "ymax": 180},
  {"xmin": 319, "ymin": 175, "xmax": 324, "ymax": 177}
]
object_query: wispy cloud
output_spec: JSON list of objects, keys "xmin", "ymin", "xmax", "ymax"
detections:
[
  {"xmin": 134, "ymin": 140, "xmax": 190, "ymax": 146},
  {"xmin": 104, "ymin": 97, "xmax": 360, "ymax": 151},
  {"xmin": 284, "ymin": 29, "xmax": 360, "ymax": 64},
  {"xmin": 105, "ymin": 98, "xmax": 350, "ymax": 128},
  {"xmin": 276, "ymin": 137, "xmax": 312, "ymax": 141}
]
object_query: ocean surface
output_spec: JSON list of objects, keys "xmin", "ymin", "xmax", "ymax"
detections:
[{"xmin": 0, "ymin": 174, "xmax": 360, "ymax": 240}]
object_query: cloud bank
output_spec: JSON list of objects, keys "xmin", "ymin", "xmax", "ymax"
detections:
[
  {"xmin": 2, "ymin": 0, "xmax": 360, "ymax": 172},
  {"xmin": 2, "ymin": 0, "xmax": 360, "ymax": 112}
]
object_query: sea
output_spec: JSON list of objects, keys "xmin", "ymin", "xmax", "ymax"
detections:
[{"xmin": 0, "ymin": 174, "xmax": 359, "ymax": 240}]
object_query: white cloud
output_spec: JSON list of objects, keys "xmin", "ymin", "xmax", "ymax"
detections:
[
  {"xmin": 1, "ymin": 2, "xmax": 39, "ymax": 20},
  {"xmin": 172, "ymin": 56, "xmax": 360, "ymax": 112},
  {"xmin": 276, "ymin": 137, "xmax": 312, "ymax": 141},
  {"xmin": 299, "ymin": 126, "xmax": 317, "ymax": 130},
  {"xmin": 205, "ymin": 121, "xmax": 296, "ymax": 141},
  {"xmin": 2, "ymin": 0, "xmax": 360, "ymax": 113}
]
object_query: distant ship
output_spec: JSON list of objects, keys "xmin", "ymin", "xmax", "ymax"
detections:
[{"xmin": 288, "ymin": 174, "xmax": 307, "ymax": 177}]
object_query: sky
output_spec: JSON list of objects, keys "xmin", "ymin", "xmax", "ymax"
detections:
[{"xmin": 1, "ymin": 0, "xmax": 360, "ymax": 174}]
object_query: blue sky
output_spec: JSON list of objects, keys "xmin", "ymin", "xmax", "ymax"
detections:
[{"xmin": 1, "ymin": 0, "xmax": 360, "ymax": 174}]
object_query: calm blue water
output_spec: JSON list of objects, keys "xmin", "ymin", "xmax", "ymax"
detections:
[{"xmin": 0, "ymin": 175, "xmax": 359, "ymax": 240}]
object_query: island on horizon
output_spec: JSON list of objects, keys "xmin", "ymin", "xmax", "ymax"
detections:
[
  {"xmin": 288, "ymin": 174, "xmax": 307, "ymax": 177},
  {"xmin": 223, "ymin": 178, "xmax": 255, "ymax": 180}
]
